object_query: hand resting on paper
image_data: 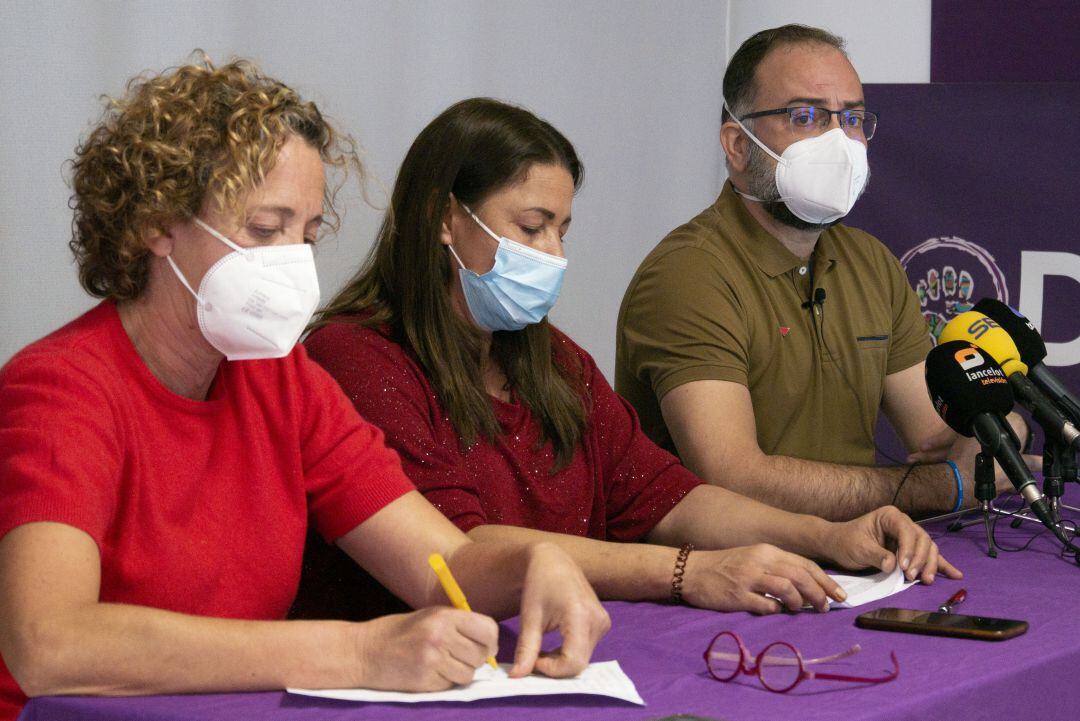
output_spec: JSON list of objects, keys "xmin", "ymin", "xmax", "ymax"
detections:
[{"xmin": 820, "ymin": 505, "xmax": 963, "ymax": 584}]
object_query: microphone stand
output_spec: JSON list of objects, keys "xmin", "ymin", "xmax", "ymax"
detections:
[
  {"xmin": 1057, "ymin": 440, "xmax": 1080, "ymax": 514},
  {"xmin": 974, "ymin": 450, "xmax": 1001, "ymax": 558},
  {"xmin": 943, "ymin": 448, "xmax": 1008, "ymax": 557},
  {"xmin": 1002, "ymin": 439, "xmax": 1079, "ymax": 528},
  {"xmin": 942, "ymin": 445, "xmax": 1079, "ymax": 559},
  {"xmin": 1043, "ymin": 441, "xmax": 1067, "ymax": 522}
]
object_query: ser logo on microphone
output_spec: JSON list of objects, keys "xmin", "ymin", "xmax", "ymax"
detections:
[
  {"xmin": 953, "ymin": 346, "xmax": 1007, "ymax": 385},
  {"xmin": 966, "ymin": 316, "xmax": 1000, "ymax": 340}
]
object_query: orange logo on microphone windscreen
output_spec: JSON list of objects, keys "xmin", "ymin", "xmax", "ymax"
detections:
[{"xmin": 954, "ymin": 346, "xmax": 984, "ymax": 371}]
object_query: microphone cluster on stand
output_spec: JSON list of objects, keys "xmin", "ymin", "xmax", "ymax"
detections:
[
  {"xmin": 973, "ymin": 299, "xmax": 1080, "ymax": 521},
  {"xmin": 923, "ymin": 300, "xmax": 1080, "ymax": 564}
]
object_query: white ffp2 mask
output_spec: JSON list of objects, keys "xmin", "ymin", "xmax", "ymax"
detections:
[
  {"xmin": 167, "ymin": 218, "xmax": 320, "ymax": 360},
  {"xmin": 728, "ymin": 107, "xmax": 869, "ymax": 224}
]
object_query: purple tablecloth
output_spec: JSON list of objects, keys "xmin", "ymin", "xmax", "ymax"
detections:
[{"xmin": 19, "ymin": 511, "xmax": 1080, "ymax": 721}]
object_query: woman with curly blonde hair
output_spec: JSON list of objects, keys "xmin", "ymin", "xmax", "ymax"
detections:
[{"xmin": 0, "ymin": 57, "xmax": 607, "ymax": 720}]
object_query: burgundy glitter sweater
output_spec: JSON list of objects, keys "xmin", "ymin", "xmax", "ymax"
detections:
[{"xmin": 305, "ymin": 319, "xmax": 701, "ymax": 542}]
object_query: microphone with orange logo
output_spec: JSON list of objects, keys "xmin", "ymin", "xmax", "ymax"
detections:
[
  {"xmin": 939, "ymin": 311, "xmax": 1080, "ymax": 453},
  {"xmin": 925, "ymin": 340, "xmax": 1078, "ymax": 554}
]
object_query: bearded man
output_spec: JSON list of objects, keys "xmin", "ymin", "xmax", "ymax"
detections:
[{"xmin": 616, "ymin": 24, "xmax": 1031, "ymax": 521}]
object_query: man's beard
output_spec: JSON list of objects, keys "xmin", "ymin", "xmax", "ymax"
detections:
[{"xmin": 744, "ymin": 140, "xmax": 869, "ymax": 232}]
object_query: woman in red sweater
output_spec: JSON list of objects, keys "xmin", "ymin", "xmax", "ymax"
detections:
[
  {"xmin": 0, "ymin": 60, "xmax": 607, "ymax": 721},
  {"xmin": 305, "ymin": 97, "xmax": 961, "ymax": 618}
]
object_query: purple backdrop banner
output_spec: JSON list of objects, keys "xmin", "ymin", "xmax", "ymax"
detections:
[
  {"xmin": 844, "ymin": 82, "xmax": 1080, "ymax": 458},
  {"xmin": 931, "ymin": 0, "xmax": 1080, "ymax": 82}
]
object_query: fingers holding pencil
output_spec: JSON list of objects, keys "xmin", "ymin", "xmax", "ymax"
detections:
[
  {"xmin": 427, "ymin": 544, "xmax": 609, "ymax": 681},
  {"xmin": 351, "ymin": 607, "xmax": 497, "ymax": 691},
  {"xmin": 428, "ymin": 553, "xmax": 499, "ymax": 669}
]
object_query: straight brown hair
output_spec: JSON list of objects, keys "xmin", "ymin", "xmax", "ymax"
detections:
[{"xmin": 312, "ymin": 97, "xmax": 587, "ymax": 469}]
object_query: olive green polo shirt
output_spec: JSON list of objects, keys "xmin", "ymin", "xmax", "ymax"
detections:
[{"xmin": 616, "ymin": 182, "xmax": 930, "ymax": 466}]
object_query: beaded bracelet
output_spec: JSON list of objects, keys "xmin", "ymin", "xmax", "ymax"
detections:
[{"xmin": 671, "ymin": 543, "xmax": 693, "ymax": 604}]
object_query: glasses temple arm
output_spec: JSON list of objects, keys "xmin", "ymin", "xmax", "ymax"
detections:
[
  {"xmin": 806, "ymin": 652, "xmax": 900, "ymax": 683},
  {"xmin": 800, "ymin": 644, "xmax": 862, "ymax": 665}
]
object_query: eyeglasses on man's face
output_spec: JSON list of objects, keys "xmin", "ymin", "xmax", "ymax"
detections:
[
  {"xmin": 703, "ymin": 631, "xmax": 899, "ymax": 693},
  {"xmin": 739, "ymin": 106, "xmax": 879, "ymax": 141}
]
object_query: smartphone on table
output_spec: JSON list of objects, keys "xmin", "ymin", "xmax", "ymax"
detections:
[{"xmin": 856, "ymin": 607, "xmax": 1028, "ymax": 641}]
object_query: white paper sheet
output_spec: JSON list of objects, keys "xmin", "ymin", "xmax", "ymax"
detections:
[
  {"xmin": 829, "ymin": 565, "xmax": 918, "ymax": 608},
  {"xmin": 287, "ymin": 660, "xmax": 644, "ymax": 705}
]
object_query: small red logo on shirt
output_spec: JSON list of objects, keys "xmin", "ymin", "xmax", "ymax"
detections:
[{"xmin": 779, "ymin": 326, "xmax": 791, "ymax": 337}]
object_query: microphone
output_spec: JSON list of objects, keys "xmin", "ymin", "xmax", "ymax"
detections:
[
  {"xmin": 939, "ymin": 311, "xmax": 1080, "ymax": 452},
  {"xmin": 925, "ymin": 340, "xmax": 1014, "ymax": 440},
  {"xmin": 973, "ymin": 298, "xmax": 1080, "ymax": 424},
  {"xmin": 972, "ymin": 299, "xmax": 1047, "ymax": 364},
  {"xmin": 801, "ymin": 287, "xmax": 827, "ymax": 310},
  {"xmin": 925, "ymin": 341, "xmax": 1074, "ymax": 547}
]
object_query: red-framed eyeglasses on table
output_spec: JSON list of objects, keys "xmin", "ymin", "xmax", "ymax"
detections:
[{"xmin": 703, "ymin": 630, "xmax": 899, "ymax": 693}]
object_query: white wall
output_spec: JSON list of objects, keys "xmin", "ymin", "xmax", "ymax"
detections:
[
  {"xmin": 728, "ymin": 0, "xmax": 932, "ymax": 82},
  {"xmin": 0, "ymin": 0, "xmax": 930, "ymax": 378}
]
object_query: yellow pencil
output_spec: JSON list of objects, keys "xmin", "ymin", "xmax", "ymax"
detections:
[{"xmin": 428, "ymin": 553, "xmax": 499, "ymax": 669}]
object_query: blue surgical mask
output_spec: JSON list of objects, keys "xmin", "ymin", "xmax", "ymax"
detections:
[{"xmin": 447, "ymin": 204, "xmax": 567, "ymax": 332}]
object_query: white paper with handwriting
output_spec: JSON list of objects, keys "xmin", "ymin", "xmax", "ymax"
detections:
[{"xmin": 288, "ymin": 660, "xmax": 643, "ymax": 705}]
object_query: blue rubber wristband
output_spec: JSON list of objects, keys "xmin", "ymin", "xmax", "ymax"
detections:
[{"xmin": 945, "ymin": 460, "xmax": 963, "ymax": 513}]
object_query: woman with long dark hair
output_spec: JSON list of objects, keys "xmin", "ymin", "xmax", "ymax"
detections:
[{"xmin": 305, "ymin": 97, "xmax": 959, "ymax": 616}]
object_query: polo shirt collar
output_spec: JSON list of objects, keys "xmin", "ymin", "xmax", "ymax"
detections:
[{"xmin": 712, "ymin": 181, "xmax": 840, "ymax": 278}]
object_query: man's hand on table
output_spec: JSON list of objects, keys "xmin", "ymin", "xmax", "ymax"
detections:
[{"xmin": 822, "ymin": 505, "xmax": 964, "ymax": 584}]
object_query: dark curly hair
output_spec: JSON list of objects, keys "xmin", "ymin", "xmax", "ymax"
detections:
[{"xmin": 68, "ymin": 52, "xmax": 362, "ymax": 300}]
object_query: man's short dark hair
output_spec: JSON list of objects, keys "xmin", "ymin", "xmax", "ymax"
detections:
[{"xmin": 722, "ymin": 24, "xmax": 847, "ymax": 123}]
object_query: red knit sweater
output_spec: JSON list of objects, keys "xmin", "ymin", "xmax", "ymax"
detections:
[{"xmin": 0, "ymin": 302, "xmax": 414, "ymax": 719}]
